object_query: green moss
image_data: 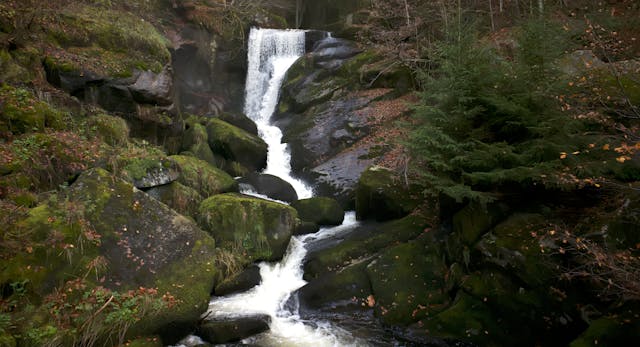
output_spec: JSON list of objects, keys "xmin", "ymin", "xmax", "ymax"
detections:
[
  {"xmin": 305, "ymin": 215, "xmax": 429, "ymax": 279},
  {"xmin": 170, "ymin": 155, "xmax": 238, "ymax": 197},
  {"xmin": 355, "ymin": 166, "xmax": 421, "ymax": 221},
  {"xmin": 86, "ymin": 114, "xmax": 129, "ymax": 146},
  {"xmin": 206, "ymin": 118, "xmax": 267, "ymax": 171},
  {"xmin": 366, "ymin": 236, "xmax": 449, "ymax": 326},
  {"xmin": 291, "ymin": 197, "xmax": 344, "ymax": 225},
  {"xmin": 198, "ymin": 193, "xmax": 298, "ymax": 263},
  {"xmin": 0, "ymin": 84, "xmax": 65, "ymax": 135},
  {"xmin": 0, "ymin": 50, "xmax": 28, "ymax": 83},
  {"xmin": 146, "ymin": 182, "xmax": 203, "ymax": 220},
  {"xmin": 44, "ymin": 3, "xmax": 170, "ymax": 78},
  {"xmin": 570, "ymin": 315, "xmax": 640, "ymax": 347},
  {"xmin": 421, "ymin": 293, "xmax": 509, "ymax": 347},
  {"xmin": 476, "ymin": 213, "xmax": 558, "ymax": 287}
]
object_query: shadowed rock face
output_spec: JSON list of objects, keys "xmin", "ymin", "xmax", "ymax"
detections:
[{"xmin": 238, "ymin": 172, "xmax": 299, "ymax": 203}]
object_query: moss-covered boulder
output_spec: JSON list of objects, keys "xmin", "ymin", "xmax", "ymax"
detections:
[
  {"xmin": 297, "ymin": 261, "xmax": 372, "ymax": 311},
  {"xmin": 146, "ymin": 181, "xmax": 204, "ymax": 220},
  {"xmin": 238, "ymin": 172, "xmax": 299, "ymax": 203},
  {"xmin": 304, "ymin": 214, "xmax": 429, "ymax": 280},
  {"xmin": 570, "ymin": 313, "xmax": 640, "ymax": 347},
  {"xmin": 86, "ymin": 113, "xmax": 130, "ymax": 147},
  {"xmin": 291, "ymin": 197, "xmax": 344, "ymax": 226},
  {"xmin": 197, "ymin": 315, "xmax": 271, "ymax": 344},
  {"xmin": 169, "ymin": 155, "xmax": 238, "ymax": 197},
  {"xmin": 476, "ymin": 213, "xmax": 559, "ymax": 287},
  {"xmin": 355, "ymin": 166, "xmax": 421, "ymax": 221},
  {"xmin": 206, "ymin": 118, "xmax": 267, "ymax": 173},
  {"xmin": 218, "ymin": 112, "xmax": 258, "ymax": 136},
  {"xmin": 419, "ymin": 293, "xmax": 508, "ymax": 347},
  {"xmin": 366, "ymin": 234, "xmax": 450, "ymax": 326},
  {"xmin": 112, "ymin": 144, "xmax": 179, "ymax": 189},
  {"xmin": 452, "ymin": 201, "xmax": 509, "ymax": 246},
  {"xmin": 0, "ymin": 169, "xmax": 218, "ymax": 344},
  {"xmin": 198, "ymin": 193, "xmax": 299, "ymax": 262},
  {"xmin": 214, "ymin": 264, "xmax": 262, "ymax": 296}
]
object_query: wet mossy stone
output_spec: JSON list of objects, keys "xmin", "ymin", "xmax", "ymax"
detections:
[
  {"xmin": 198, "ymin": 193, "xmax": 299, "ymax": 262},
  {"xmin": 366, "ymin": 234, "xmax": 450, "ymax": 326},
  {"xmin": 291, "ymin": 197, "xmax": 344, "ymax": 226},
  {"xmin": 294, "ymin": 221, "xmax": 320, "ymax": 235},
  {"xmin": 86, "ymin": 114, "xmax": 130, "ymax": 147},
  {"xmin": 238, "ymin": 173, "xmax": 298, "ymax": 203},
  {"xmin": 218, "ymin": 112, "xmax": 258, "ymax": 136},
  {"xmin": 452, "ymin": 201, "xmax": 510, "ymax": 246},
  {"xmin": 206, "ymin": 118, "xmax": 267, "ymax": 173},
  {"xmin": 476, "ymin": 213, "xmax": 558, "ymax": 288},
  {"xmin": 214, "ymin": 264, "xmax": 262, "ymax": 296},
  {"xmin": 115, "ymin": 147, "xmax": 179, "ymax": 189},
  {"xmin": 355, "ymin": 166, "xmax": 421, "ymax": 222},
  {"xmin": 170, "ymin": 155, "xmax": 238, "ymax": 197},
  {"xmin": 182, "ymin": 122, "xmax": 209, "ymax": 151},
  {"xmin": 304, "ymin": 214, "xmax": 429, "ymax": 280},
  {"xmin": 570, "ymin": 314, "xmax": 640, "ymax": 347},
  {"xmin": 298, "ymin": 261, "xmax": 372, "ymax": 312},
  {"xmin": 146, "ymin": 181, "xmax": 204, "ymax": 220},
  {"xmin": 197, "ymin": 315, "xmax": 271, "ymax": 344},
  {"xmin": 420, "ymin": 293, "xmax": 510, "ymax": 347}
]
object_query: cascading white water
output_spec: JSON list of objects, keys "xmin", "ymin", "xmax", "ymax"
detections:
[
  {"xmin": 243, "ymin": 28, "xmax": 313, "ymax": 199},
  {"xmin": 186, "ymin": 28, "xmax": 367, "ymax": 347}
]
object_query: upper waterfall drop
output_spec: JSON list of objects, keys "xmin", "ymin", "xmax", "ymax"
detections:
[{"xmin": 243, "ymin": 28, "xmax": 313, "ymax": 199}]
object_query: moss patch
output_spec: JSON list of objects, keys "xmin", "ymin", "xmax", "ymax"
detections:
[
  {"xmin": 0, "ymin": 84, "xmax": 65, "ymax": 135},
  {"xmin": 198, "ymin": 193, "xmax": 299, "ymax": 263},
  {"xmin": 169, "ymin": 155, "xmax": 238, "ymax": 197}
]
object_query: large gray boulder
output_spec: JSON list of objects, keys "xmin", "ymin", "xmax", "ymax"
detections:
[{"xmin": 129, "ymin": 66, "xmax": 174, "ymax": 106}]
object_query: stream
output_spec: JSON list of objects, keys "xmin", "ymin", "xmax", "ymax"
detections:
[{"xmin": 174, "ymin": 28, "xmax": 371, "ymax": 346}]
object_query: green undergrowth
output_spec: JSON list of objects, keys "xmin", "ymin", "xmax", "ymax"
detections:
[{"xmin": 407, "ymin": 17, "xmax": 640, "ymax": 205}]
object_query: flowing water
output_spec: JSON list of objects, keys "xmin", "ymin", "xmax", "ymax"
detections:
[{"xmin": 174, "ymin": 28, "xmax": 369, "ymax": 346}]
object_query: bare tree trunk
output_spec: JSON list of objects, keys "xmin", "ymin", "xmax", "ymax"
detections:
[
  {"xmin": 499, "ymin": 0, "xmax": 503, "ymax": 12},
  {"xmin": 404, "ymin": 0, "xmax": 411, "ymax": 27},
  {"xmin": 489, "ymin": 0, "xmax": 495, "ymax": 31},
  {"xmin": 538, "ymin": 0, "xmax": 544, "ymax": 16}
]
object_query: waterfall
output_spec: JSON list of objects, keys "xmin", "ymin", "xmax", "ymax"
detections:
[
  {"xmin": 172, "ymin": 28, "xmax": 366, "ymax": 347},
  {"xmin": 243, "ymin": 28, "xmax": 313, "ymax": 199}
]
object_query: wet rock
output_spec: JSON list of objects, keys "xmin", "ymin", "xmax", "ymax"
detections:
[
  {"xmin": 355, "ymin": 166, "xmax": 421, "ymax": 222},
  {"xmin": 366, "ymin": 233, "xmax": 450, "ymax": 326},
  {"xmin": 311, "ymin": 37, "xmax": 362, "ymax": 69},
  {"xmin": 238, "ymin": 173, "xmax": 298, "ymax": 203},
  {"xmin": 170, "ymin": 155, "xmax": 238, "ymax": 197},
  {"xmin": 452, "ymin": 201, "xmax": 509, "ymax": 246},
  {"xmin": 130, "ymin": 159, "xmax": 180, "ymax": 189},
  {"xmin": 214, "ymin": 264, "xmax": 262, "ymax": 296},
  {"xmin": 304, "ymin": 215, "xmax": 428, "ymax": 280},
  {"xmin": 291, "ymin": 197, "xmax": 344, "ymax": 226},
  {"xmin": 294, "ymin": 221, "xmax": 320, "ymax": 236},
  {"xmin": 218, "ymin": 112, "xmax": 258, "ymax": 136},
  {"xmin": 198, "ymin": 193, "xmax": 299, "ymax": 262},
  {"xmin": 129, "ymin": 66, "xmax": 174, "ymax": 106},
  {"xmin": 146, "ymin": 181, "xmax": 203, "ymax": 220},
  {"xmin": 298, "ymin": 261, "xmax": 372, "ymax": 311},
  {"xmin": 206, "ymin": 118, "xmax": 268, "ymax": 173},
  {"xmin": 197, "ymin": 315, "xmax": 271, "ymax": 344}
]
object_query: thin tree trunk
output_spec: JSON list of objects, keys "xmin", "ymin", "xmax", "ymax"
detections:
[
  {"xmin": 499, "ymin": 0, "xmax": 503, "ymax": 12},
  {"xmin": 489, "ymin": 0, "xmax": 495, "ymax": 31},
  {"xmin": 404, "ymin": 0, "xmax": 411, "ymax": 27}
]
